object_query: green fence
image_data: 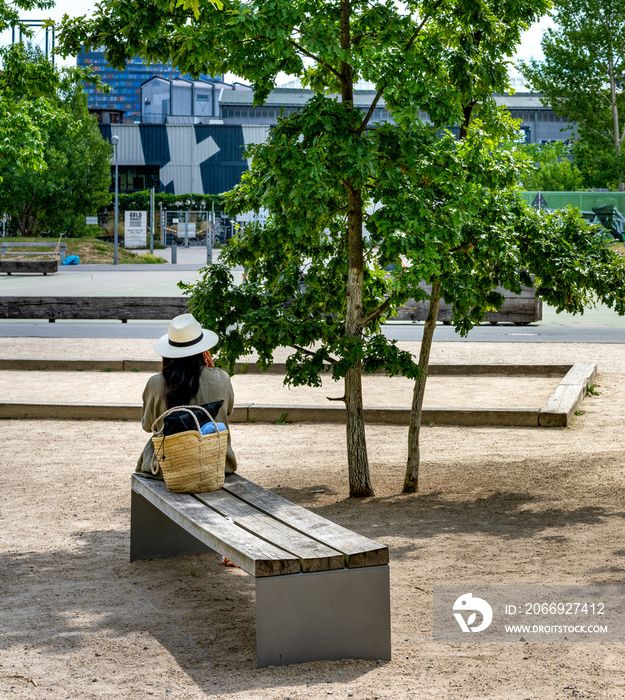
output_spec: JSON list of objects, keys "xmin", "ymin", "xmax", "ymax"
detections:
[
  {"xmin": 520, "ymin": 191, "xmax": 625, "ymax": 240},
  {"xmin": 520, "ymin": 191, "xmax": 625, "ymax": 212}
]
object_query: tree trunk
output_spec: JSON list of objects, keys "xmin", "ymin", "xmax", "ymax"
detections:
[
  {"xmin": 340, "ymin": 0, "xmax": 373, "ymax": 497},
  {"xmin": 608, "ymin": 55, "xmax": 625, "ymax": 192},
  {"xmin": 608, "ymin": 55, "xmax": 624, "ymax": 191},
  {"xmin": 344, "ymin": 185, "xmax": 372, "ymax": 497},
  {"xmin": 403, "ymin": 280, "xmax": 441, "ymax": 493}
]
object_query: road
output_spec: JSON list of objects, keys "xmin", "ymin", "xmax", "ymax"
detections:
[{"xmin": 2, "ymin": 252, "xmax": 625, "ymax": 342}]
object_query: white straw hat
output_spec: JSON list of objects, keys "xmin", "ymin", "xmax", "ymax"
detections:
[{"xmin": 154, "ymin": 313, "xmax": 219, "ymax": 358}]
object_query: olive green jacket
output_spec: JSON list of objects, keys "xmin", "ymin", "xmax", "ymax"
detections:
[{"xmin": 136, "ymin": 367, "xmax": 237, "ymax": 476}]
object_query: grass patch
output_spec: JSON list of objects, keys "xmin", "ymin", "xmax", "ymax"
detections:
[
  {"xmin": 133, "ymin": 253, "xmax": 167, "ymax": 264},
  {"xmin": 0, "ymin": 235, "xmax": 167, "ymax": 265}
]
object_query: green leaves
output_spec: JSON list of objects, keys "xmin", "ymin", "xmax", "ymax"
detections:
[
  {"xmin": 518, "ymin": 142, "xmax": 584, "ymax": 191},
  {"xmin": 0, "ymin": 45, "xmax": 112, "ymax": 234},
  {"xmin": 0, "ymin": 0, "xmax": 54, "ymax": 33},
  {"xmin": 518, "ymin": 205, "xmax": 625, "ymax": 315},
  {"xmin": 519, "ymin": 0, "xmax": 625, "ymax": 189}
]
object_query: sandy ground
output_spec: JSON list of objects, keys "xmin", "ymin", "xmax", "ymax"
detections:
[
  {"xmin": 1, "ymin": 338, "xmax": 625, "ymax": 699},
  {"xmin": 0, "ymin": 370, "xmax": 561, "ymax": 410}
]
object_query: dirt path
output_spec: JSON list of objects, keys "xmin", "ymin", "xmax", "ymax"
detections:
[{"xmin": 1, "ymin": 339, "xmax": 624, "ymax": 699}]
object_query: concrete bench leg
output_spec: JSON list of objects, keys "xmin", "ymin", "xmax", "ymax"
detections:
[
  {"xmin": 255, "ymin": 565, "xmax": 391, "ymax": 667},
  {"xmin": 130, "ymin": 488, "xmax": 215, "ymax": 562}
]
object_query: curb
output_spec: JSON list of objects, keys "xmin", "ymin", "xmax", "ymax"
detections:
[
  {"xmin": 0, "ymin": 358, "xmax": 574, "ymax": 377},
  {"xmin": 0, "ymin": 401, "xmax": 539, "ymax": 426},
  {"xmin": 538, "ymin": 362, "xmax": 597, "ymax": 427},
  {"xmin": 0, "ymin": 363, "xmax": 596, "ymax": 428}
]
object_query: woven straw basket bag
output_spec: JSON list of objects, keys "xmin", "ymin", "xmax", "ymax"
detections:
[{"xmin": 151, "ymin": 405, "xmax": 228, "ymax": 493}]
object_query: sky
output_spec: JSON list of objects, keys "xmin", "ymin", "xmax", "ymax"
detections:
[{"xmin": 1, "ymin": 1, "xmax": 554, "ymax": 79}]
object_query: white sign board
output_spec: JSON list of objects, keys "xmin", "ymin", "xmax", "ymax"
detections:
[
  {"xmin": 85, "ymin": 216, "xmax": 99, "ymax": 226},
  {"xmin": 124, "ymin": 211, "xmax": 147, "ymax": 248}
]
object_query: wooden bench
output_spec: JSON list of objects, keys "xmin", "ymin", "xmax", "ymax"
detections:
[
  {"xmin": 0, "ymin": 241, "xmax": 66, "ymax": 275},
  {"xmin": 396, "ymin": 283, "xmax": 542, "ymax": 325},
  {"xmin": 0, "ymin": 291, "xmax": 539, "ymax": 325},
  {"xmin": 131, "ymin": 473, "xmax": 391, "ymax": 667},
  {"xmin": 0, "ymin": 296, "xmax": 188, "ymax": 323}
]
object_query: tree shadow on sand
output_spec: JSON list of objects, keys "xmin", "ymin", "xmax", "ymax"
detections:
[
  {"xmin": 0, "ymin": 526, "xmax": 377, "ymax": 696},
  {"xmin": 274, "ymin": 480, "xmax": 625, "ymax": 556}
]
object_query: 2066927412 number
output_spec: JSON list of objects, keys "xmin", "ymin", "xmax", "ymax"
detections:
[{"xmin": 524, "ymin": 602, "xmax": 605, "ymax": 615}]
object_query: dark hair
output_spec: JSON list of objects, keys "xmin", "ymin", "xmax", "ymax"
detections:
[{"xmin": 162, "ymin": 353, "xmax": 205, "ymax": 409}]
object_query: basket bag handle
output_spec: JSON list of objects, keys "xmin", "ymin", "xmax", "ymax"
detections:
[{"xmin": 151, "ymin": 405, "xmax": 225, "ymax": 475}]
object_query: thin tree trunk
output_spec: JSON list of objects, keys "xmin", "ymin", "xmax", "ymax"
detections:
[
  {"xmin": 607, "ymin": 56, "xmax": 624, "ymax": 191},
  {"xmin": 340, "ymin": 0, "xmax": 373, "ymax": 497},
  {"xmin": 403, "ymin": 280, "xmax": 441, "ymax": 493},
  {"xmin": 345, "ymin": 186, "xmax": 372, "ymax": 497},
  {"xmin": 402, "ymin": 95, "xmax": 473, "ymax": 493}
]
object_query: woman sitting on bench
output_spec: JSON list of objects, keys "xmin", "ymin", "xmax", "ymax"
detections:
[{"xmin": 136, "ymin": 313, "xmax": 237, "ymax": 478}]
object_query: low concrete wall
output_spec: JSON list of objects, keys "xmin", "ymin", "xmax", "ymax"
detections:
[
  {"xmin": 0, "ymin": 363, "xmax": 596, "ymax": 428},
  {"xmin": 0, "ymin": 358, "xmax": 574, "ymax": 377}
]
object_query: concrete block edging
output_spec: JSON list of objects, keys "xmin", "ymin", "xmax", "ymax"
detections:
[{"xmin": 0, "ymin": 362, "xmax": 597, "ymax": 428}]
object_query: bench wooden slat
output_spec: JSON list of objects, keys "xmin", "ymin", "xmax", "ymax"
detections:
[
  {"xmin": 222, "ymin": 475, "xmax": 389, "ymax": 569},
  {"xmin": 0, "ymin": 242, "xmax": 61, "ymax": 247},
  {"xmin": 0, "ymin": 296, "xmax": 188, "ymax": 320},
  {"xmin": 132, "ymin": 475, "xmax": 301, "ymax": 577},
  {"xmin": 0, "ymin": 252, "xmax": 60, "ymax": 256},
  {"xmin": 194, "ymin": 489, "xmax": 345, "ymax": 573}
]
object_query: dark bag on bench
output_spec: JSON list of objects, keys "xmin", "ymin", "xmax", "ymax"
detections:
[{"xmin": 163, "ymin": 400, "xmax": 223, "ymax": 436}]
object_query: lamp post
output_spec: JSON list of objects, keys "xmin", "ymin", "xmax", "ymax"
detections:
[{"xmin": 111, "ymin": 135, "xmax": 120, "ymax": 265}]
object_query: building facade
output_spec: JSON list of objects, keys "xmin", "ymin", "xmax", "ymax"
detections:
[
  {"xmin": 77, "ymin": 49, "xmax": 219, "ymax": 121},
  {"xmin": 494, "ymin": 93, "xmax": 575, "ymax": 145},
  {"xmin": 141, "ymin": 77, "xmax": 250, "ymax": 124},
  {"xmin": 103, "ymin": 88, "xmax": 575, "ymax": 195},
  {"xmin": 103, "ymin": 123, "xmax": 269, "ymax": 195}
]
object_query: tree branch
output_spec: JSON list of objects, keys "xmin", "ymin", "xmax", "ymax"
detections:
[
  {"xmin": 288, "ymin": 39, "xmax": 342, "ymax": 81},
  {"xmin": 352, "ymin": 32, "xmax": 377, "ymax": 45},
  {"xmin": 597, "ymin": 90, "xmax": 613, "ymax": 107},
  {"xmin": 582, "ymin": 122, "xmax": 613, "ymax": 140},
  {"xmin": 290, "ymin": 343, "xmax": 338, "ymax": 364},
  {"xmin": 356, "ymin": 0, "xmax": 445, "ymax": 134},
  {"xmin": 359, "ymin": 297, "xmax": 393, "ymax": 328}
]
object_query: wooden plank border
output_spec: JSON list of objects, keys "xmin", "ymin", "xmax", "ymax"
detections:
[
  {"xmin": 0, "ymin": 357, "xmax": 574, "ymax": 377},
  {"xmin": 0, "ymin": 363, "xmax": 597, "ymax": 428},
  {"xmin": 538, "ymin": 362, "xmax": 598, "ymax": 427}
]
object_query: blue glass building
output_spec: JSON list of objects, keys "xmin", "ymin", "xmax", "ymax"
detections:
[{"xmin": 77, "ymin": 49, "xmax": 219, "ymax": 121}]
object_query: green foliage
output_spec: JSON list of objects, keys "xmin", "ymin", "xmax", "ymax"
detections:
[
  {"xmin": 60, "ymin": 0, "xmax": 625, "ymax": 494},
  {"xmin": 180, "ymin": 96, "xmax": 423, "ymax": 387},
  {"xmin": 519, "ymin": 0, "xmax": 625, "ymax": 190},
  {"xmin": 573, "ymin": 138, "xmax": 625, "ymax": 191},
  {"xmin": 518, "ymin": 142, "xmax": 584, "ymax": 191},
  {"xmin": 133, "ymin": 253, "xmax": 167, "ymax": 264},
  {"xmin": 517, "ymin": 206, "xmax": 625, "ymax": 315},
  {"xmin": 114, "ymin": 191, "xmax": 224, "ymax": 212},
  {"xmin": 0, "ymin": 0, "xmax": 54, "ymax": 34},
  {"xmin": 0, "ymin": 45, "xmax": 112, "ymax": 237}
]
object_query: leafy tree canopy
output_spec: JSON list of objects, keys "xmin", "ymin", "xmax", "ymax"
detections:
[
  {"xmin": 0, "ymin": 0, "xmax": 54, "ymax": 33},
  {"xmin": 520, "ymin": 0, "xmax": 625, "ymax": 190},
  {"xmin": 517, "ymin": 142, "xmax": 584, "ymax": 191},
  {"xmin": 58, "ymin": 0, "xmax": 625, "ymax": 497},
  {"xmin": 0, "ymin": 37, "xmax": 107, "ymax": 173},
  {"xmin": 0, "ymin": 44, "xmax": 112, "ymax": 236}
]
